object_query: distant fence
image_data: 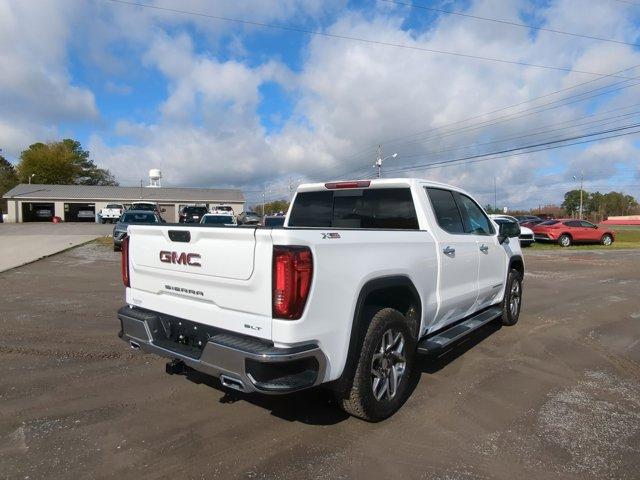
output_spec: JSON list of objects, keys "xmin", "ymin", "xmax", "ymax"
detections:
[{"xmin": 601, "ymin": 215, "xmax": 640, "ymax": 225}]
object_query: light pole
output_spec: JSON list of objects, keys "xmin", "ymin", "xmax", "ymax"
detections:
[
  {"xmin": 28, "ymin": 173, "xmax": 36, "ymax": 184},
  {"xmin": 374, "ymin": 145, "xmax": 398, "ymax": 178},
  {"xmin": 572, "ymin": 172, "xmax": 584, "ymax": 219}
]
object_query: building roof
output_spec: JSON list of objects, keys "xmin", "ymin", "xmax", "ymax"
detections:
[{"xmin": 3, "ymin": 184, "xmax": 245, "ymax": 203}]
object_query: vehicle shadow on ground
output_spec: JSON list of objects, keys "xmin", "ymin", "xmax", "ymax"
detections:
[
  {"xmin": 182, "ymin": 368, "xmax": 350, "ymax": 426},
  {"xmin": 180, "ymin": 321, "xmax": 502, "ymax": 426},
  {"xmin": 417, "ymin": 321, "xmax": 502, "ymax": 375}
]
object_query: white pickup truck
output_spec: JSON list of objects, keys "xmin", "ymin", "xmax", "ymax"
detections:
[
  {"xmin": 118, "ymin": 178, "xmax": 524, "ymax": 421},
  {"xmin": 100, "ymin": 203, "xmax": 124, "ymax": 223}
]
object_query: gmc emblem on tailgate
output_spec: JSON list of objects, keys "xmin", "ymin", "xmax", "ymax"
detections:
[{"xmin": 159, "ymin": 251, "xmax": 201, "ymax": 267}]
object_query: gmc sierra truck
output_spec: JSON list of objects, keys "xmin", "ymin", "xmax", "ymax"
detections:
[{"xmin": 118, "ymin": 178, "xmax": 523, "ymax": 421}]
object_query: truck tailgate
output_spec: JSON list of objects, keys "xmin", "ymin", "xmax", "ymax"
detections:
[{"xmin": 125, "ymin": 225, "xmax": 274, "ymax": 339}]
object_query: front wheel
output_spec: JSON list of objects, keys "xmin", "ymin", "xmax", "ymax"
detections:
[
  {"xmin": 501, "ymin": 269, "xmax": 523, "ymax": 326},
  {"xmin": 338, "ymin": 308, "xmax": 416, "ymax": 422},
  {"xmin": 601, "ymin": 234, "xmax": 613, "ymax": 246}
]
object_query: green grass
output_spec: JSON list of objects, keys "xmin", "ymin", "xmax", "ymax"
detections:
[{"xmin": 526, "ymin": 225, "xmax": 640, "ymax": 251}]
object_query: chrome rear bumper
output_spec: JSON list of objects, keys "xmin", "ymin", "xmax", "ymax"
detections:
[{"xmin": 118, "ymin": 306, "xmax": 326, "ymax": 394}]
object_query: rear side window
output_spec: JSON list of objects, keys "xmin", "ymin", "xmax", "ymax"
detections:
[
  {"xmin": 426, "ymin": 188, "xmax": 464, "ymax": 234},
  {"xmin": 564, "ymin": 220, "xmax": 581, "ymax": 227},
  {"xmin": 288, "ymin": 191, "xmax": 333, "ymax": 227},
  {"xmin": 454, "ymin": 193, "xmax": 494, "ymax": 235},
  {"xmin": 288, "ymin": 188, "xmax": 418, "ymax": 229}
]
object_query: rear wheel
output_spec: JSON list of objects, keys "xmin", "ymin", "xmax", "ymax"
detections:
[
  {"xmin": 501, "ymin": 269, "xmax": 523, "ymax": 326},
  {"xmin": 113, "ymin": 245, "xmax": 120, "ymax": 252},
  {"xmin": 601, "ymin": 234, "xmax": 613, "ymax": 246},
  {"xmin": 338, "ymin": 308, "xmax": 416, "ymax": 422},
  {"xmin": 558, "ymin": 234, "xmax": 572, "ymax": 247}
]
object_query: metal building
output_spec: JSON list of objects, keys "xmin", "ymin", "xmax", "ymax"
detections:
[{"xmin": 2, "ymin": 184, "xmax": 245, "ymax": 223}]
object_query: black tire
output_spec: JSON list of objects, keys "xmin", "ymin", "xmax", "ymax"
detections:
[
  {"xmin": 113, "ymin": 245, "xmax": 121, "ymax": 252},
  {"xmin": 601, "ymin": 234, "xmax": 613, "ymax": 246},
  {"xmin": 558, "ymin": 234, "xmax": 572, "ymax": 247},
  {"xmin": 501, "ymin": 269, "xmax": 523, "ymax": 326},
  {"xmin": 101, "ymin": 219, "xmax": 106, "ymax": 224},
  {"xmin": 338, "ymin": 308, "xmax": 417, "ymax": 422}
]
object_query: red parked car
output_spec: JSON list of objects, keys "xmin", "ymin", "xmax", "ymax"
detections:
[{"xmin": 532, "ymin": 219, "xmax": 615, "ymax": 247}]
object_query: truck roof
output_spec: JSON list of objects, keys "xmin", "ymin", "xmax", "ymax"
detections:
[{"xmin": 296, "ymin": 178, "xmax": 464, "ymax": 193}]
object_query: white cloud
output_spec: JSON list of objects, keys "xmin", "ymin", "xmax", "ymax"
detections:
[{"xmin": 0, "ymin": 0, "xmax": 98, "ymax": 157}]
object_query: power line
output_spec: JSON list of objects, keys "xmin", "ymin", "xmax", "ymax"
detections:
[
  {"xmin": 383, "ymin": 122, "xmax": 640, "ymax": 174},
  {"xmin": 392, "ymin": 105, "xmax": 640, "ymax": 161},
  {"xmin": 105, "ymin": 0, "xmax": 638, "ymax": 79},
  {"xmin": 381, "ymin": 0, "xmax": 640, "ymax": 49},
  {"xmin": 342, "ymin": 62, "xmax": 640, "ymax": 164}
]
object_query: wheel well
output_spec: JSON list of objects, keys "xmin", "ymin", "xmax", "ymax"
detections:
[
  {"xmin": 334, "ymin": 276, "xmax": 421, "ymax": 392},
  {"xmin": 510, "ymin": 256, "xmax": 524, "ymax": 277},
  {"xmin": 560, "ymin": 232, "xmax": 572, "ymax": 239},
  {"xmin": 361, "ymin": 286, "xmax": 420, "ymax": 333}
]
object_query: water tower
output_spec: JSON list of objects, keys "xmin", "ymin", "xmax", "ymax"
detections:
[{"xmin": 148, "ymin": 169, "xmax": 162, "ymax": 187}]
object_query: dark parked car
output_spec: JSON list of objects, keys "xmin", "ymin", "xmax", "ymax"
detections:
[
  {"xmin": 238, "ymin": 211, "xmax": 261, "ymax": 225},
  {"xmin": 113, "ymin": 210, "xmax": 163, "ymax": 251},
  {"xmin": 264, "ymin": 215, "xmax": 285, "ymax": 227},
  {"xmin": 515, "ymin": 215, "xmax": 541, "ymax": 225},
  {"xmin": 179, "ymin": 205, "xmax": 208, "ymax": 223}
]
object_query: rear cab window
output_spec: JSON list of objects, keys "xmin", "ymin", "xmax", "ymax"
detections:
[{"xmin": 288, "ymin": 188, "xmax": 419, "ymax": 229}]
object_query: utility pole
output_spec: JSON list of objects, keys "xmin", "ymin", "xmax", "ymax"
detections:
[
  {"xmin": 262, "ymin": 190, "xmax": 267, "ymax": 217},
  {"xmin": 572, "ymin": 172, "xmax": 584, "ymax": 219},
  {"xmin": 493, "ymin": 177, "xmax": 497, "ymax": 213},
  {"xmin": 579, "ymin": 171, "xmax": 584, "ymax": 220},
  {"xmin": 373, "ymin": 145, "xmax": 398, "ymax": 178}
]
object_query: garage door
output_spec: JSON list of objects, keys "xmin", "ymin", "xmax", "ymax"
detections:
[
  {"xmin": 159, "ymin": 204, "xmax": 176, "ymax": 222},
  {"xmin": 64, "ymin": 203, "xmax": 96, "ymax": 222},
  {"xmin": 22, "ymin": 202, "xmax": 55, "ymax": 222}
]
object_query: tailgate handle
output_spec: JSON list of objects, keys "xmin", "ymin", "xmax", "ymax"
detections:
[{"xmin": 169, "ymin": 230, "xmax": 191, "ymax": 243}]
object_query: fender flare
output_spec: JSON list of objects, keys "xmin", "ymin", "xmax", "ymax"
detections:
[{"xmin": 336, "ymin": 275, "xmax": 421, "ymax": 388}]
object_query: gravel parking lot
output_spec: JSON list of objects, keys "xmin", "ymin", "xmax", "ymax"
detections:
[{"xmin": 1, "ymin": 243, "xmax": 639, "ymax": 479}]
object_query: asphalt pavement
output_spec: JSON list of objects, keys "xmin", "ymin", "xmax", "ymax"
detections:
[{"xmin": 0, "ymin": 243, "xmax": 639, "ymax": 479}]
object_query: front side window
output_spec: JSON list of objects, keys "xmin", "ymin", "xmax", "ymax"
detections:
[
  {"xmin": 454, "ymin": 193, "xmax": 494, "ymax": 236},
  {"xmin": 564, "ymin": 220, "xmax": 581, "ymax": 227},
  {"xmin": 580, "ymin": 221, "xmax": 596, "ymax": 228},
  {"xmin": 426, "ymin": 188, "xmax": 464, "ymax": 234}
]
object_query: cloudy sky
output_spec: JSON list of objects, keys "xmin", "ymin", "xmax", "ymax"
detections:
[{"xmin": 1, "ymin": 0, "xmax": 640, "ymax": 208}]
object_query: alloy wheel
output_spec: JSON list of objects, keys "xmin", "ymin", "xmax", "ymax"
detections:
[
  {"xmin": 509, "ymin": 280, "xmax": 521, "ymax": 317},
  {"xmin": 371, "ymin": 329, "xmax": 406, "ymax": 401}
]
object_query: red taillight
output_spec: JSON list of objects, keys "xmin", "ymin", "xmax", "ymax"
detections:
[
  {"xmin": 121, "ymin": 236, "xmax": 130, "ymax": 287},
  {"xmin": 272, "ymin": 246, "xmax": 313, "ymax": 319},
  {"xmin": 324, "ymin": 180, "xmax": 370, "ymax": 189}
]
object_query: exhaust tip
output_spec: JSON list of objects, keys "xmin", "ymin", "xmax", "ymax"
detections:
[
  {"xmin": 130, "ymin": 340, "xmax": 141, "ymax": 350},
  {"xmin": 220, "ymin": 375, "xmax": 245, "ymax": 391}
]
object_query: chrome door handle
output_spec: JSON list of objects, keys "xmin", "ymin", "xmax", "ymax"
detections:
[
  {"xmin": 479, "ymin": 244, "xmax": 489, "ymax": 253},
  {"xmin": 443, "ymin": 246, "xmax": 456, "ymax": 256}
]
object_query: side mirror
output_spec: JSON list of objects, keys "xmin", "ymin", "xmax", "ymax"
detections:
[{"xmin": 498, "ymin": 222, "xmax": 520, "ymax": 244}]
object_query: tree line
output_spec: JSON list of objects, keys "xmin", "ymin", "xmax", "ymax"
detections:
[
  {"xmin": 561, "ymin": 189, "xmax": 638, "ymax": 221},
  {"xmin": 0, "ymin": 139, "xmax": 118, "ymax": 210}
]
